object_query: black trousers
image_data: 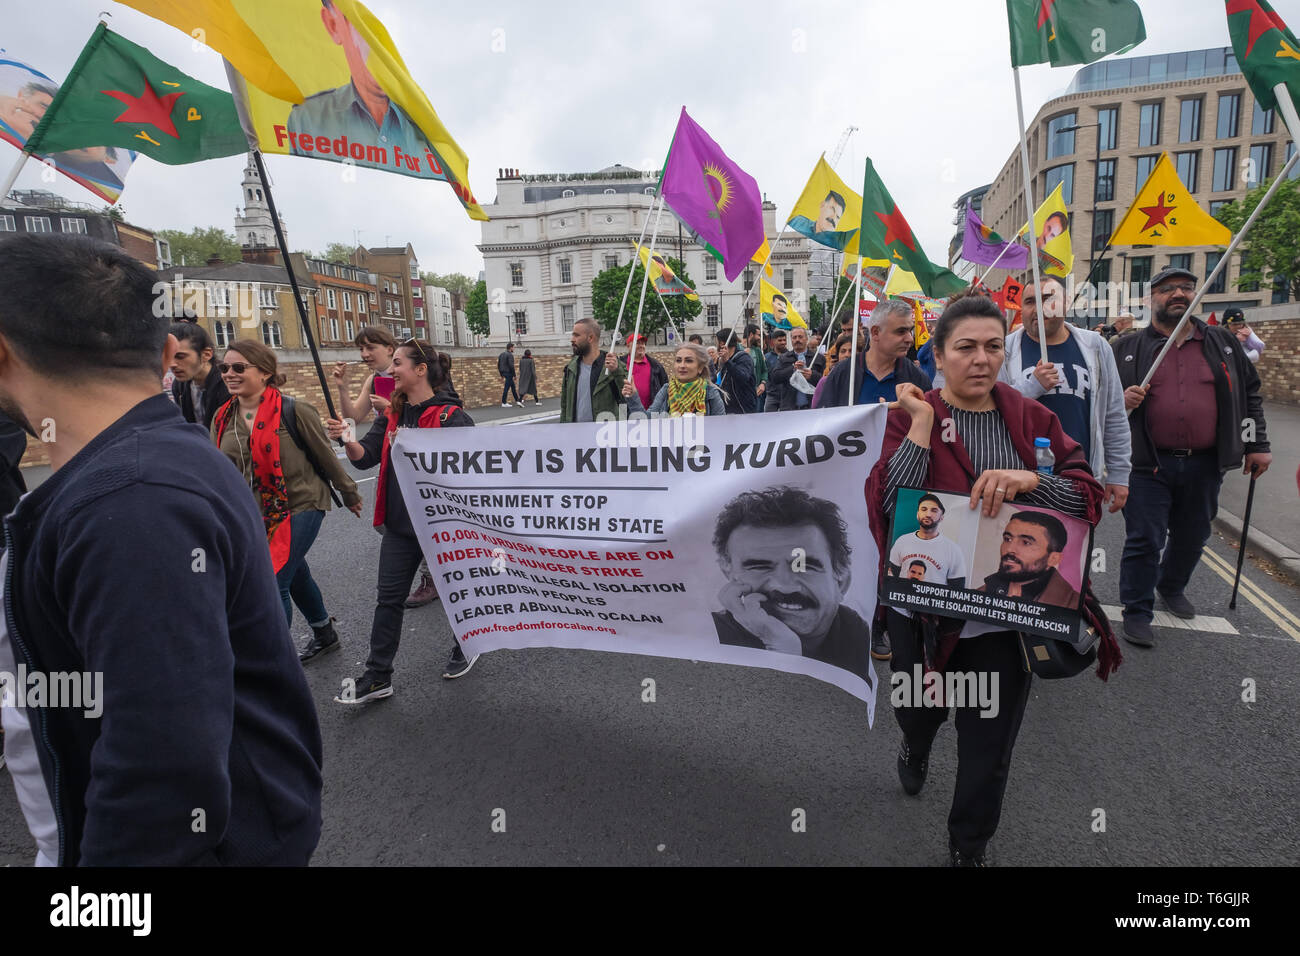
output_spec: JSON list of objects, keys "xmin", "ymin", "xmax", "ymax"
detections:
[
  {"xmin": 366, "ymin": 530, "xmax": 427, "ymax": 678},
  {"xmin": 501, "ymin": 375, "xmax": 520, "ymax": 404},
  {"xmin": 887, "ymin": 610, "xmax": 1033, "ymax": 857}
]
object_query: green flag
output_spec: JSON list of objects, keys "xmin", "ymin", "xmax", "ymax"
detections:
[
  {"xmin": 1007, "ymin": 0, "xmax": 1146, "ymax": 68},
  {"xmin": 858, "ymin": 159, "xmax": 966, "ymax": 300},
  {"xmin": 1226, "ymin": 0, "xmax": 1300, "ymax": 113},
  {"xmin": 25, "ymin": 22, "xmax": 246, "ymax": 164}
]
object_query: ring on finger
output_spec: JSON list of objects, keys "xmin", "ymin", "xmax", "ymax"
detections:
[{"xmin": 995, "ymin": 487, "xmax": 1006, "ymax": 494}]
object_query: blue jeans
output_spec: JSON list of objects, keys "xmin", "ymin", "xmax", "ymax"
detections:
[
  {"xmin": 276, "ymin": 509, "xmax": 330, "ymax": 628},
  {"xmin": 1120, "ymin": 452, "xmax": 1224, "ymax": 621}
]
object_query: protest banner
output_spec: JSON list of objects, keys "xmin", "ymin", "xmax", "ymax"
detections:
[
  {"xmin": 391, "ymin": 405, "xmax": 888, "ymax": 719},
  {"xmin": 881, "ymin": 487, "xmax": 1094, "ymax": 646}
]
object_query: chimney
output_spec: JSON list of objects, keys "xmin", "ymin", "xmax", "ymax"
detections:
[
  {"xmin": 206, "ymin": 253, "xmax": 222, "ymax": 266},
  {"xmin": 241, "ymin": 244, "xmax": 280, "ymax": 266}
]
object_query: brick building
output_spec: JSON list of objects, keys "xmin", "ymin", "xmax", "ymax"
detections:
[
  {"xmin": 353, "ymin": 244, "xmax": 421, "ymax": 340},
  {"xmin": 292, "ymin": 253, "xmax": 379, "ymax": 347},
  {"xmin": 0, "ymin": 190, "xmax": 170, "ymax": 268}
]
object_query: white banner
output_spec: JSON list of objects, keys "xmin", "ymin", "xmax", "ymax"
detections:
[{"xmin": 391, "ymin": 405, "xmax": 888, "ymax": 720}]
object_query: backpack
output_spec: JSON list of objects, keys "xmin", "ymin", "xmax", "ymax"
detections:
[{"xmin": 280, "ymin": 395, "xmax": 344, "ymax": 509}]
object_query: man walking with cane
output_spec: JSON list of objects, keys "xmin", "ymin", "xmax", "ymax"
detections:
[{"xmin": 1113, "ymin": 267, "xmax": 1271, "ymax": 648}]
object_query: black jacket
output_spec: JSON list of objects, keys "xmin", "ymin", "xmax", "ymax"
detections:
[
  {"xmin": 3, "ymin": 394, "xmax": 323, "ymax": 865},
  {"xmin": 170, "ymin": 363, "xmax": 230, "ymax": 430},
  {"xmin": 1112, "ymin": 317, "xmax": 1269, "ymax": 472},
  {"xmin": 770, "ymin": 349, "xmax": 824, "ymax": 410},
  {"xmin": 0, "ymin": 410, "xmax": 27, "ymax": 517},
  {"xmin": 497, "ymin": 350, "xmax": 516, "ymax": 378},
  {"xmin": 818, "ymin": 353, "xmax": 931, "ymax": 409},
  {"xmin": 716, "ymin": 348, "xmax": 757, "ymax": 414}
]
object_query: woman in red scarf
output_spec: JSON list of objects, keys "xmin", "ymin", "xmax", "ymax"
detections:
[
  {"xmin": 212, "ymin": 340, "xmax": 362, "ymax": 661},
  {"xmin": 864, "ymin": 293, "xmax": 1121, "ymax": 867}
]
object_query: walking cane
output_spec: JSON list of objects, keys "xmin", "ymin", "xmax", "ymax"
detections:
[{"xmin": 1229, "ymin": 470, "xmax": 1258, "ymax": 611}]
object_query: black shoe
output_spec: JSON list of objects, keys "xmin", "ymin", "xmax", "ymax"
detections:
[
  {"xmin": 299, "ymin": 618, "xmax": 341, "ymax": 663},
  {"xmin": 949, "ymin": 844, "xmax": 987, "ymax": 867},
  {"xmin": 897, "ymin": 738, "xmax": 930, "ymax": 796},
  {"xmin": 335, "ymin": 671, "xmax": 393, "ymax": 704},
  {"xmin": 442, "ymin": 645, "xmax": 480, "ymax": 679},
  {"xmin": 1122, "ymin": 616, "xmax": 1155, "ymax": 648},
  {"xmin": 1158, "ymin": 591, "xmax": 1196, "ymax": 619},
  {"xmin": 871, "ymin": 621, "xmax": 892, "ymax": 661}
]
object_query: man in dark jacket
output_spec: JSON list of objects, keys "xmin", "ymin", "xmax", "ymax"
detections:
[
  {"xmin": 763, "ymin": 328, "xmax": 788, "ymax": 411},
  {"xmin": 819, "ymin": 300, "xmax": 931, "ymax": 408},
  {"xmin": 714, "ymin": 329, "xmax": 757, "ymax": 413},
  {"xmin": 168, "ymin": 321, "xmax": 230, "ymax": 430},
  {"xmin": 1114, "ymin": 266, "xmax": 1272, "ymax": 648},
  {"xmin": 0, "ymin": 234, "xmax": 322, "ymax": 866},
  {"xmin": 498, "ymin": 342, "xmax": 521, "ymax": 407},
  {"xmin": 0, "ymin": 410, "xmax": 26, "ymax": 518},
  {"xmin": 769, "ymin": 326, "xmax": 821, "ymax": 411},
  {"xmin": 561, "ymin": 318, "xmax": 626, "ymax": 422}
]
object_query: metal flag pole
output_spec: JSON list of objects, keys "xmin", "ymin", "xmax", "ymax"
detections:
[
  {"xmin": 976, "ymin": 234, "xmax": 1028, "ymax": 284},
  {"xmin": 847, "ymin": 257, "xmax": 864, "ymax": 406},
  {"xmin": 0, "ymin": 152, "xmax": 31, "ymax": 201},
  {"xmin": 610, "ymin": 196, "xmax": 659, "ymax": 357},
  {"xmin": 722, "ymin": 224, "xmax": 790, "ymax": 352},
  {"xmin": 624, "ymin": 194, "xmax": 666, "ymax": 378},
  {"xmin": 1229, "ymin": 472, "xmax": 1259, "ymax": 610},
  {"xmin": 1012, "ymin": 65, "xmax": 1048, "ymax": 363}
]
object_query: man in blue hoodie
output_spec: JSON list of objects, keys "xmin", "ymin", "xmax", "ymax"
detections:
[{"xmin": 0, "ymin": 234, "xmax": 322, "ymax": 866}]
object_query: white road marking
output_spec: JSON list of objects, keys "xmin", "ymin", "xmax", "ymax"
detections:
[
  {"xmin": 1099, "ymin": 606, "xmax": 1238, "ymax": 635},
  {"xmin": 1199, "ymin": 549, "xmax": 1300, "ymax": 642}
]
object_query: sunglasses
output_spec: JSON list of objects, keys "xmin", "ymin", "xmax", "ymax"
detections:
[{"xmin": 219, "ymin": 362, "xmax": 252, "ymax": 374}]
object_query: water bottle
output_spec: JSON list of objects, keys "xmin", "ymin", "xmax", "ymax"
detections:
[{"xmin": 1034, "ymin": 437, "xmax": 1055, "ymax": 474}]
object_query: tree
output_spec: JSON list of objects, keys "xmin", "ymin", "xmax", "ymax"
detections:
[
  {"xmin": 465, "ymin": 279, "xmax": 489, "ymax": 338},
  {"xmin": 422, "ymin": 271, "xmax": 475, "ymax": 298},
  {"xmin": 321, "ymin": 242, "xmax": 356, "ymax": 264},
  {"xmin": 158, "ymin": 226, "xmax": 241, "ymax": 267},
  {"xmin": 590, "ymin": 256, "xmax": 703, "ymax": 339},
  {"xmin": 808, "ymin": 294, "xmax": 825, "ymax": 330},
  {"xmin": 1214, "ymin": 175, "xmax": 1300, "ymax": 301},
  {"xmin": 102, "ymin": 205, "xmax": 123, "ymax": 222}
]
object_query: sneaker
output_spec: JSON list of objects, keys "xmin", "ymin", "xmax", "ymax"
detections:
[
  {"xmin": 515, "ymin": 401, "xmax": 525, "ymax": 407},
  {"xmin": 897, "ymin": 737, "xmax": 930, "ymax": 796},
  {"xmin": 299, "ymin": 618, "xmax": 341, "ymax": 663},
  {"xmin": 1122, "ymin": 616, "xmax": 1155, "ymax": 648},
  {"xmin": 442, "ymin": 645, "xmax": 480, "ymax": 679},
  {"xmin": 335, "ymin": 671, "xmax": 393, "ymax": 704},
  {"xmin": 948, "ymin": 844, "xmax": 987, "ymax": 867},
  {"xmin": 1158, "ymin": 591, "xmax": 1196, "ymax": 619},
  {"xmin": 501, "ymin": 402, "xmax": 512, "ymax": 408},
  {"xmin": 870, "ymin": 620, "xmax": 892, "ymax": 661},
  {"xmin": 404, "ymin": 571, "xmax": 439, "ymax": 608}
]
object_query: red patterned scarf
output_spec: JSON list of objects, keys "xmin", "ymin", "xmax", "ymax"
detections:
[{"xmin": 215, "ymin": 387, "xmax": 291, "ymax": 573}]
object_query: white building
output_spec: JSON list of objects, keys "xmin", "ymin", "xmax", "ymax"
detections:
[
  {"xmin": 425, "ymin": 283, "xmax": 456, "ymax": 346},
  {"xmin": 234, "ymin": 153, "xmax": 287, "ymax": 250},
  {"xmin": 478, "ymin": 165, "xmax": 812, "ymax": 347}
]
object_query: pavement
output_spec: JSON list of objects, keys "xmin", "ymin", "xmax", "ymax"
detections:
[{"xmin": 3, "ymin": 400, "xmax": 1299, "ymax": 866}]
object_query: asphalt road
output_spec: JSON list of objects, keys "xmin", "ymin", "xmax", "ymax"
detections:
[{"xmin": 3, "ymin": 405, "xmax": 1298, "ymax": 866}]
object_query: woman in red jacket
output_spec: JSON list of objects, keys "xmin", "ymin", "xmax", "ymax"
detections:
[{"xmin": 865, "ymin": 293, "xmax": 1120, "ymax": 866}]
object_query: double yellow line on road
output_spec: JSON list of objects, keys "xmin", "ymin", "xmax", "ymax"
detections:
[{"xmin": 1199, "ymin": 548, "xmax": 1300, "ymax": 642}]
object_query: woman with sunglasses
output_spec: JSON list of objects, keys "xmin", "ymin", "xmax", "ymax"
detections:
[
  {"xmin": 211, "ymin": 340, "xmax": 363, "ymax": 663},
  {"xmin": 326, "ymin": 340, "xmax": 476, "ymax": 704}
]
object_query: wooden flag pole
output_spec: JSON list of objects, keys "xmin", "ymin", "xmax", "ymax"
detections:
[
  {"xmin": 1140, "ymin": 86, "xmax": 1300, "ymax": 388},
  {"xmin": 624, "ymin": 194, "xmax": 666, "ymax": 378},
  {"xmin": 1013, "ymin": 66, "xmax": 1049, "ymax": 364}
]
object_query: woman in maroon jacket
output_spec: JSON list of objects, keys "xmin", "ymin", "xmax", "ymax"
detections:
[{"xmin": 864, "ymin": 293, "xmax": 1120, "ymax": 867}]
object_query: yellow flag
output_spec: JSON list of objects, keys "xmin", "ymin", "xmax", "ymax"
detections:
[
  {"xmin": 751, "ymin": 239, "xmax": 775, "ymax": 277},
  {"xmin": 1109, "ymin": 152, "xmax": 1232, "ymax": 247},
  {"xmin": 886, "ymin": 268, "xmax": 922, "ymax": 297},
  {"xmin": 840, "ymin": 255, "xmax": 891, "ymax": 280},
  {"xmin": 912, "ymin": 301, "xmax": 931, "ymax": 347},
  {"xmin": 1025, "ymin": 182, "xmax": 1073, "ymax": 277},
  {"xmin": 759, "ymin": 278, "xmax": 807, "ymax": 329},
  {"xmin": 121, "ymin": 0, "xmax": 486, "ymax": 220},
  {"xmin": 635, "ymin": 245, "xmax": 699, "ymax": 300},
  {"xmin": 787, "ymin": 155, "xmax": 863, "ymax": 256}
]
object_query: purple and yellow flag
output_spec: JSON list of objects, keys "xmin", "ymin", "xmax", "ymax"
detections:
[
  {"xmin": 658, "ymin": 108, "xmax": 765, "ymax": 282},
  {"xmin": 962, "ymin": 207, "xmax": 1030, "ymax": 268}
]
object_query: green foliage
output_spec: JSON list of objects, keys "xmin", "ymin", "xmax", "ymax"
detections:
[
  {"xmin": 422, "ymin": 271, "xmax": 475, "ymax": 298},
  {"xmin": 808, "ymin": 294, "xmax": 825, "ymax": 329},
  {"xmin": 590, "ymin": 256, "xmax": 702, "ymax": 337},
  {"xmin": 1214, "ymin": 176, "xmax": 1300, "ymax": 300},
  {"xmin": 465, "ymin": 279, "xmax": 489, "ymax": 337},
  {"xmin": 321, "ymin": 242, "xmax": 356, "ymax": 264},
  {"xmin": 158, "ymin": 226, "xmax": 241, "ymax": 267},
  {"xmin": 102, "ymin": 205, "xmax": 124, "ymax": 222}
]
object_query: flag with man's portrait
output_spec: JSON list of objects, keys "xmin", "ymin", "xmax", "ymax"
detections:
[
  {"xmin": 787, "ymin": 155, "xmax": 862, "ymax": 254},
  {"xmin": 759, "ymin": 277, "xmax": 807, "ymax": 329}
]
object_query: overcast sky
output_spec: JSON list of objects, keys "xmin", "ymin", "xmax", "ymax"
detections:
[{"xmin": 10, "ymin": 0, "xmax": 1239, "ymax": 278}]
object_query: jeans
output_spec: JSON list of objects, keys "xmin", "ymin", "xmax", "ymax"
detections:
[
  {"xmin": 276, "ymin": 510, "xmax": 329, "ymax": 628},
  {"xmin": 365, "ymin": 530, "xmax": 428, "ymax": 678},
  {"xmin": 1120, "ymin": 452, "xmax": 1224, "ymax": 621},
  {"xmin": 887, "ymin": 610, "xmax": 1033, "ymax": 857},
  {"xmin": 501, "ymin": 375, "xmax": 520, "ymax": 404},
  {"xmin": 763, "ymin": 393, "xmax": 780, "ymax": 413}
]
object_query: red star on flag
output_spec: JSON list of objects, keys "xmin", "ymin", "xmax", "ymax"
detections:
[
  {"xmin": 876, "ymin": 205, "xmax": 916, "ymax": 251},
  {"xmin": 101, "ymin": 78, "xmax": 183, "ymax": 138},
  {"xmin": 1139, "ymin": 192, "xmax": 1176, "ymax": 231},
  {"xmin": 1037, "ymin": 0, "xmax": 1057, "ymax": 30},
  {"xmin": 1226, "ymin": 0, "xmax": 1289, "ymax": 57}
]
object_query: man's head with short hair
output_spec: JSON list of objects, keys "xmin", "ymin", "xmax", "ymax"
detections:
[
  {"xmin": 816, "ymin": 191, "xmax": 847, "ymax": 233},
  {"xmin": 769, "ymin": 327, "xmax": 787, "ymax": 352},
  {"xmin": 1022, "ymin": 276, "xmax": 1067, "ymax": 338},
  {"xmin": 906, "ymin": 560, "xmax": 927, "ymax": 581},
  {"xmin": 744, "ymin": 323, "xmax": 761, "ymax": 346},
  {"xmin": 998, "ymin": 511, "xmax": 1069, "ymax": 581},
  {"xmin": 715, "ymin": 328, "xmax": 738, "ymax": 360},
  {"xmin": 169, "ymin": 322, "xmax": 214, "ymax": 383},
  {"xmin": 688, "ymin": 333, "xmax": 704, "ymax": 345},
  {"xmin": 506, "ymin": 342, "xmax": 515, "ymax": 351},
  {"xmin": 869, "ymin": 299, "xmax": 915, "ymax": 360},
  {"xmin": 570, "ymin": 317, "xmax": 600, "ymax": 358},
  {"xmin": 916, "ymin": 493, "xmax": 946, "ymax": 533},
  {"xmin": 772, "ymin": 293, "xmax": 788, "ymax": 321}
]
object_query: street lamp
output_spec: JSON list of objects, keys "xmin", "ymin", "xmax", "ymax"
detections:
[{"xmin": 1058, "ymin": 121, "xmax": 1102, "ymax": 326}]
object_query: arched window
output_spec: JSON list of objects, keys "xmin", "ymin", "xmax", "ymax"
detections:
[
  {"xmin": 248, "ymin": 231, "xmax": 257, "ymax": 246},
  {"xmin": 603, "ymin": 188, "xmax": 616, "ymax": 195},
  {"xmin": 214, "ymin": 320, "xmax": 234, "ymax": 348},
  {"xmin": 562, "ymin": 189, "xmax": 575, "ymax": 198},
  {"xmin": 256, "ymin": 189, "xmax": 263, "ymax": 201},
  {"xmin": 644, "ymin": 187, "xmax": 654, "ymax": 195},
  {"xmin": 247, "ymin": 189, "xmax": 253, "ymax": 200},
  {"xmin": 272, "ymin": 322, "xmax": 283, "ymax": 348},
  {"xmin": 261, "ymin": 321, "xmax": 271, "ymax": 345}
]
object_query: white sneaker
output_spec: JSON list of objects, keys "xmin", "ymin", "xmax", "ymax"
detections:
[
  {"xmin": 515, "ymin": 401, "xmax": 525, "ymax": 407},
  {"xmin": 501, "ymin": 402, "xmax": 511, "ymax": 408}
]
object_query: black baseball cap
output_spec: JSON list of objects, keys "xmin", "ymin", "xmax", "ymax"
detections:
[
  {"xmin": 1150, "ymin": 266, "xmax": 1197, "ymax": 289},
  {"xmin": 1223, "ymin": 307, "xmax": 1245, "ymax": 323}
]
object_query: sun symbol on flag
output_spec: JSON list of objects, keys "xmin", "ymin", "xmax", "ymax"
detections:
[{"xmin": 702, "ymin": 163, "xmax": 733, "ymax": 216}]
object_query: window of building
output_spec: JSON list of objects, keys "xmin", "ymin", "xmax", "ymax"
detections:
[
  {"xmin": 1179, "ymin": 98, "xmax": 1202, "ymax": 142},
  {"xmin": 1095, "ymin": 159, "xmax": 1116, "ymax": 201},
  {"xmin": 1247, "ymin": 143, "xmax": 1272, "ymax": 189},
  {"xmin": 644, "ymin": 187, "xmax": 655, "ymax": 195},
  {"xmin": 1044, "ymin": 163, "xmax": 1073, "ymax": 203},
  {"xmin": 1271, "ymin": 273, "xmax": 1289, "ymax": 304},
  {"xmin": 1168, "ymin": 253, "xmax": 1192, "ymax": 272},
  {"xmin": 60, "ymin": 217, "xmax": 87, "ymax": 234},
  {"xmin": 783, "ymin": 268, "xmax": 794, "ymax": 291},
  {"xmin": 258, "ymin": 286, "xmax": 276, "ymax": 308},
  {"xmin": 706, "ymin": 304, "xmax": 719, "ymax": 328},
  {"xmin": 0, "ymin": 215, "xmax": 13, "ymax": 231},
  {"xmin": 1213, "ymin": 147, "xmax": 1237, "ymax": 191},
  {"xmin": 1239, "ymin": 253, "xmax": 1260, "ymax": 292},
  {"xmin": 560, "ymin": 303, "xmax": 575, "ymax": 331},
  {"xmin": 1288, "ymin": 142, "xmax": 1300, "ymax": 180},
  {"xmin": 1210, "ymin": 199, "xmax": 1230, "ymax": 218},
  {"xmin": 559, "ymin": 258, "xmax": 572, "ymax": 284},
  {"xmin": 210, "ymin": 284, "xmax": 230, "ymax": 307},
  {"xmin": 1217, "ymin": 92, "xmax": 1241, "ymax": 139},
  {"xmin": 1136, "ymin": 154, "xmax": 1158, "ymax": 186},
  {"xmin": 1093, "ymin": 258, "xmax": 1112, "ymax": 283},
  {"xmin": 1206, "ymin": 252, "xmax": 1227, "ymax": 295},
  {"xmin": 1047, "ymin": 112, "xmax": 1077, "ymax": 159},
  {"xmin": 213, "ymin": 320, "xmax": 233, "ymax": 348},
  {"xmin": 443, "ymin": 330, "xmax": 454, "ymax": 345},
  {"xmin": 346, "ymin": 319, "xmax": 355, "ymax": 340},
  {"xmin": 1097, "ymin": 107, "xmax": 1118, "ymax": 151},
  {"xmin": 1129, "ymin": 255, "xmax": 1153, "ymax": 288},
  {"xmin": 604, "ymin": 254, "xmax": 618, "ymax": 271},
  {"xmin": 562, "ymin": 189, "xmax": 575, "ymax": 198},
  {"xmin": 24, "ymin": 216, "xmax": 51, "ymax": 233},
  {"xmin": 1092, "ymin": 209, "xmax": 1114, "ymax": 252},
  {"xmin": 327, "ymin": 288, "xmax": 337, "ymax": 308},
  {"xmin": 1252, "ymin": 101, "xmax": 1274, "ymax": 135},
  {"xmin": 510, "ymin": 262, "xmax": 523, "ymax": 287},
  {"xmin": 1175, "ymin": 150, "xmax": 1199, "ymax": 192},
  {"xmin": 743, "ymin": 268, "xmax": 754, "ymax": 292},
  {"xmin": 1139, "ymin": 102, "xmax": 1162, "ymax": 147},
  {"xmin": 261, "ymin": 322, "xmax": 272, "ymax": 346},
  {"xmin": 705, "ymin": 258, "xmax": 718, "ymax": 281},
  {"xmin": 513, "ymin": 310, "xmax": 527, "ymax": 335},
  {"xmin": 343, "ymin": 290, "xmax": 352, "ymax": 311},
  {"xmin": 603, "ymin": 188, "xmax": 616, "ymax": 195}
]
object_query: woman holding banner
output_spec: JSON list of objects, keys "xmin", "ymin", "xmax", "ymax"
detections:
[
  {"xmin": 326, "ymin": 340, "xmax": 477, "ymax": 704},
  {"xmin": 621, "ymin": 343, "xmax": 726, "ymax": 416},
  {"xmin": 864, "ymin": 292, "xmax": 1120, "ymax": 867}
]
